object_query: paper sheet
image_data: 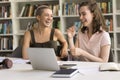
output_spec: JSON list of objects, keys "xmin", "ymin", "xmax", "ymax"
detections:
[
  {"xmin": 13, "ymin": 59, "xmax": 30, "ymax": 64},
  {"xmin": 78, "ymin": 66, "xmax": 100, "ymax": 75}
]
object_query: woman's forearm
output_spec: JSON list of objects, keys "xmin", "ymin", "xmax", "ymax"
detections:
[{"xmin": 68, "ymin": 38, "xmax": 75, "ymax": 49}]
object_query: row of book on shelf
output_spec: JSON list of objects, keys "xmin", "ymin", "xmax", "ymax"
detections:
[
  {"xmin": 63, "ymin": 3, "xmax": 79, "ymax": 15},
  {"xmin": 105, "ymin": 18, "xmax": 113, "ymax": 31},
  {"xmin": 0, "ymin": 0, "xmax": 9, "ymax": 1},
  {"xmin": 0, "ymin": 5, "xmax": 11, "ymax": 18},
  {"xmin": 63, "ymin": 1, "xmax": 112, "ymax": 16},
  {"xmin": 0, "ymin": 18, "xmax": 112, "ymax": 35},
  {"xmin": 19, "ymin": 4, "xmax": 59, "ymax": 17},
  {"xmin": 0, "ymin": 20, "xmax": 12, "ymax": 34},
  {"xmin": 0, "ymin": 37, "xmax": 13, "ymax": 50},
  {"xmin": 0, "ymin": 0, "xmax": 113, "ymax": 17},
  {"xmin": 97, "ymin": 1, "xmax": 112, "ymax": 13}
]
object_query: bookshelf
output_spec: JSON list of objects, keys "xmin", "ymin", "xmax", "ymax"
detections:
[
  {"xmin": 0, "ymin": 0, "xmax": 120, "ymax": 62},
  {"xmin": 0, "ymin": 0, "xmax": 13, "ymax": 56}
]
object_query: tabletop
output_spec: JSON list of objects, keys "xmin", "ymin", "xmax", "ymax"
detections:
[{"xmin": 0, "ymin": 57, "xmax": 120, "ymax": 80}]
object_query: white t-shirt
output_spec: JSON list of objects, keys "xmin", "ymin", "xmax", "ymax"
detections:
[{"xmin": 74, "ymin": 30, "xmax": 111, "ymax": 61}]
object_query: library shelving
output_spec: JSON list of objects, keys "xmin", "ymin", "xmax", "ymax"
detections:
[
  {"xmin": 0, "ymin": 0, "xmax": 120, "ymax": 62},
  {"xmin": 0, "ymin": 0, "xmax": 13, "ymax": 56}
]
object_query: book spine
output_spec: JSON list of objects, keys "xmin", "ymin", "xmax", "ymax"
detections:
[
  {"xmin": 110, "ymin": 19, "xmax": 113, "ymax": 31},
  {"xmin": 101, "ymin": 2, "xmax": 107, "ymax": 13},
  {"xmin": 3, "ymin": 22, "xmax": 7, "ymax": 34},
  {"xmin": 19, "ymin": 5, "xmax": 26, "ymax": 17},
  {"xmin": 28, "ymin": 5, "xmax": 34, "ymax": 17}
]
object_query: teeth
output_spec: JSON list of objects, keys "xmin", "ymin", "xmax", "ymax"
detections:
[
  {"xmin": 46, "ymin": 21, "xmax": 51, "ymax": 23},
  {"xmin": 82, "ymin": 20, "xmax": 86, "ymax": 23}
]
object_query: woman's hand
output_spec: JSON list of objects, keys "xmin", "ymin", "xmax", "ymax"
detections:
[
  {"xmin": 70, "ymin": 48, "xmax": 84, "ymax": 57},
  {"xmin": 60, "ymin": 47, "xmax": 68, "ymax": 58},
  {"xmin": 67, "ymin": 26, "xmax": 76, "ymax": 38}
]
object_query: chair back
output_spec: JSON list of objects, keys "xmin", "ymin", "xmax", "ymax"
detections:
[
  {"xmin": 11, "ymin": 46, "xmax": 22, "ymax": 58},
  {"xmin": 108, "ymin": 49, "xmax": 114, "ymax": 62}
]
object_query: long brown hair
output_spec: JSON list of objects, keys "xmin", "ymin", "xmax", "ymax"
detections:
[{"xmin": 79, "ymin": 0, "xmax": 107, "ymax": 34}]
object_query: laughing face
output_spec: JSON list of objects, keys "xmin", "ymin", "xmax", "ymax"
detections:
[
  {"xmin": 79, "ymin": 6, "xmax": 94, "ymax": 27},
  {"xmin": 38, "ymin": 9, "xmax": 53, "ymax": 27}
]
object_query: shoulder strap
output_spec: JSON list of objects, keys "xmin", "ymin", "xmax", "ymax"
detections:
[
  {"xmin": 30, "ymin": 30, "xmax": 35, "ymax": 43},
  {"xmin": 50, "ymin": 29, "xmax": 55, "ymax": 40}
]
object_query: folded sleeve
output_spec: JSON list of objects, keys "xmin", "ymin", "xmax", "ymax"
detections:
[{"xmin": 101, "ymin": 32, "xmax": 111, "ymax": 47}]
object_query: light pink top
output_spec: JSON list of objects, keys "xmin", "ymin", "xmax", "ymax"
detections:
[{"xmin": 75, "ymin": 30, "xmax": 111, "ymax": 61}]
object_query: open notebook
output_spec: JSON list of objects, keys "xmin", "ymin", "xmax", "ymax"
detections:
[{"xmin": 99, "ymin": 62, "xmax": 120, "ymax": 71}]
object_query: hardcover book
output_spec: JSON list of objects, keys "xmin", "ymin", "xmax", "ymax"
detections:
[{"xmin": 52, "ymin": 69, "xmax": 78, "ymax": 78}]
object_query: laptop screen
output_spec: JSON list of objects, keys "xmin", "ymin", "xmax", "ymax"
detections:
[{"xmin": 27, "ymin": 48, "xmax": 60, "ymax": 71}]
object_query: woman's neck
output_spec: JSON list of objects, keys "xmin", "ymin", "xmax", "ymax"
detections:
[
  {"xmin": 38, "ymin": 24, "xmax": 47, "ymax": 35},
  {"xmin": 87, "ymin": 26, "xmax": 93, "ymax": 38}
]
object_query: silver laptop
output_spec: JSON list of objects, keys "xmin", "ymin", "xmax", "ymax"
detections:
[{"xmin": 27, "ymin": 48, "xmax": 60, "ymax": 71}]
